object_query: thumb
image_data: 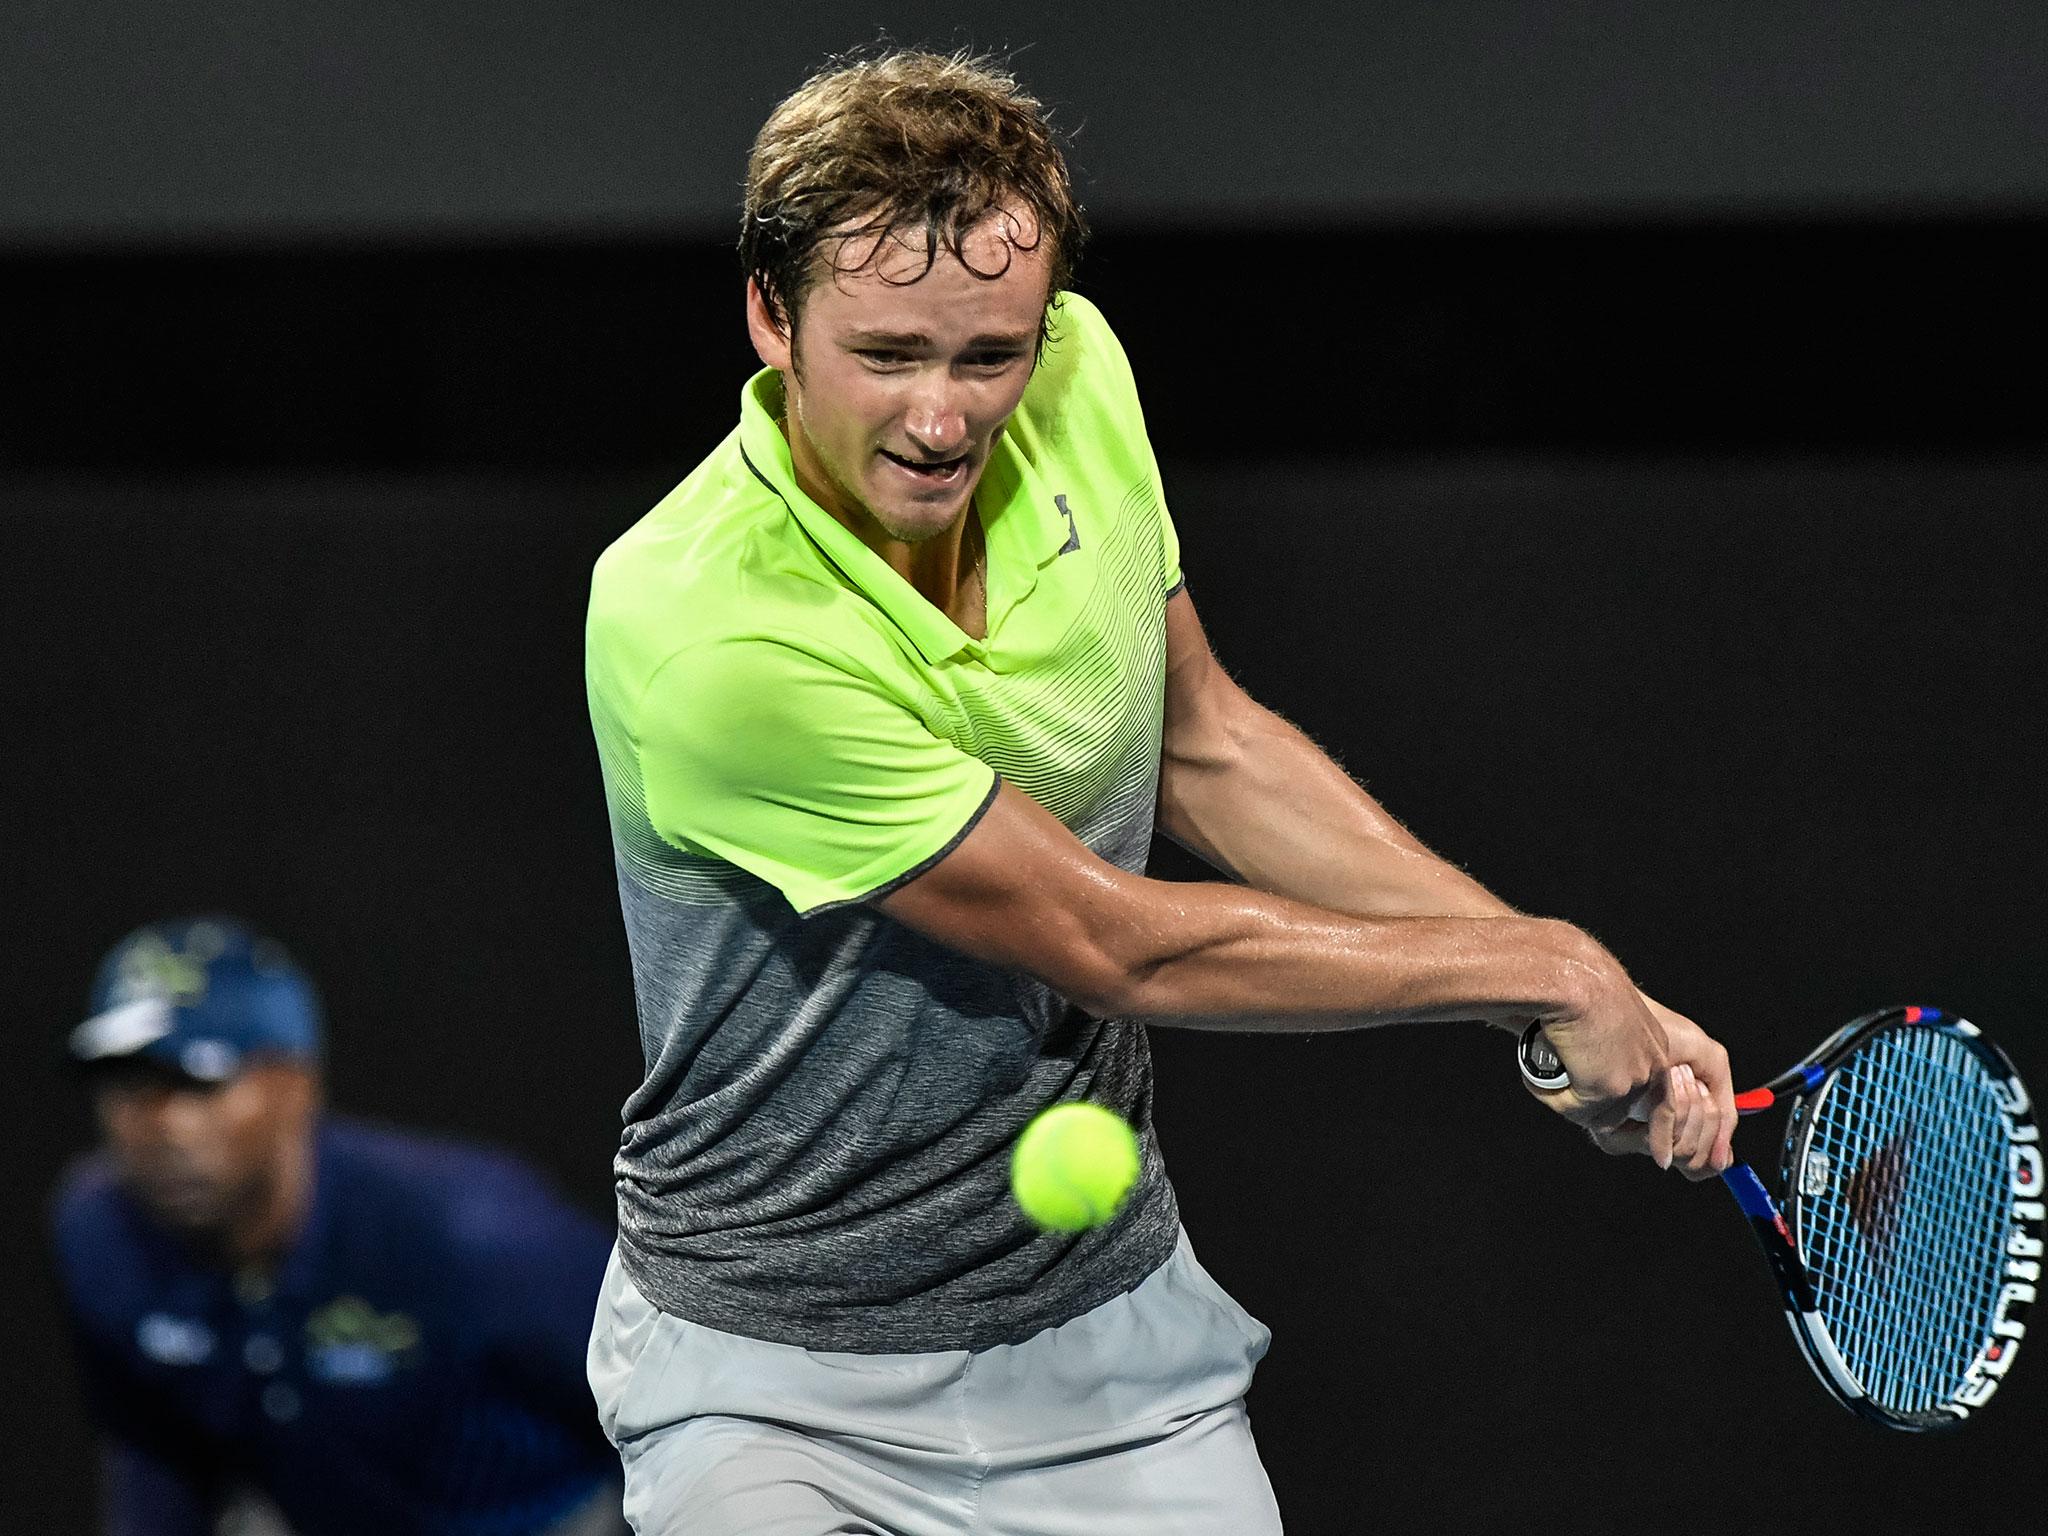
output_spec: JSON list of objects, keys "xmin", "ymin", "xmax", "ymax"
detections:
[
  {"xmin": 1588, "ymin": 1077, "xmax": 1676, "ymax": 1166},
  {"xmin": 1588, "ymin": 1121, "xmax": 1650, "ymax": 1158}
]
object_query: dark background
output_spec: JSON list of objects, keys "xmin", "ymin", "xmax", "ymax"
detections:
[{"xmin": 5, "ymin": 5, "xmax": 2045, "ymax": 1532}]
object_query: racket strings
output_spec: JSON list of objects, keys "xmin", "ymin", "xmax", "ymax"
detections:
[
  {"xmin": 1833, "ymin": 1036, "xmax": 2006, "ymax": 1412},
  {"xmin": 1808, "ymin": 1050, "xmax": 1947, "ymax": 1407},
  {"xmin": 1844, "ymin": 1048, "xmax": 1977, "ymax": 1404},
  {"xmin": 1797, "ymin": 1029, "xmax": 2012, "ymax": 1416}
]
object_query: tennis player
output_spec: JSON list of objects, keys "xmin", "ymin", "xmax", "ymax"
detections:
[
  {"xmin": 583, "ymin": 48, "xmax": 1738, "ymax": 1532},
  {"xmin": 51, "ymin": 917, "xmax": 627, "ymax": 1536}
]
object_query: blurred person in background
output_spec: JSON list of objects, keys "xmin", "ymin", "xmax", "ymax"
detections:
[{"xmin": 50, "ymin": 917, "xmax": 628, "ymax": 1536}]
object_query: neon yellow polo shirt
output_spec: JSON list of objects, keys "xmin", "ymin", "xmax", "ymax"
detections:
[{"xmin": 585, "ymin": 291, "xmax": 1185, "ymax": 1353}]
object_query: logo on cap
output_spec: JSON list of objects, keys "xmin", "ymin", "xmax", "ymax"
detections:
[{"xmin": 70, "ymin": 917, "xmax": 321, "ymax": 1078}]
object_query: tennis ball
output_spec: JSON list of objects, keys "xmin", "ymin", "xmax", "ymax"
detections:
[{"xmin": 1010, "ymin": 1102, "xmax": 1140, "ymax": 1233}]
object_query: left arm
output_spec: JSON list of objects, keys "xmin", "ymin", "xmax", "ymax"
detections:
[
  {"xmin": 1158, "ymin": 587, "xmax": 1511, "ymax": 920},
  {"xmin": 1157, "ymin": 587, "xmax": 1735, "ymax": 1172}
]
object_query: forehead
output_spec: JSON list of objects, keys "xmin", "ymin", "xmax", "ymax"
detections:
[
  {"xmin": 93, "ymin": 1063, "xmax": 234, "ymax": 1112},
  {"xmin": 94, "ymin": 1059, "xmax": 303, "ymax": 1110},
  {"xmin": 803, "ymin": 208, "xmax": 1052, "ymax": 335}
]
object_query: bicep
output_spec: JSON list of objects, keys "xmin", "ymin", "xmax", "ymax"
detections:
[
  {"xmin": 1158, "ymin": 585, "xmax": 1263, "ymax": 862},
  {"xmin": 1162, "ymin": 586, "xmax": 1229, "ymax": 745},
  {"xmin": 875, "ymin": 779, "xmax": 1156, "ymax": 1015}
]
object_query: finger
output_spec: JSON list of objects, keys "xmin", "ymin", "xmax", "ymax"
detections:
[
  {"xmin": 1645, "ymin": 1069, "xmax": 1678, "ymax": 1170},
  {"xmin": 1679, "ymin": 1073, "xmax": 1712, "ymax": 1179},
  {"xmin": 1667, "ymin": 1064, "xmax": 1700, "ymax": 1169},
  {"xmin": 1675, "ymin": 1071, "xmax": 1722, "ymax": 1180},
  {"xmin": 1548, "ymin": 1076, "xmax": 1638, "ymax": 1131},
  {"xmin": 1690, "ymin": 1039, "xmax": 1737, "ymax": 1171},
  {"xmin": 1711, "ymin": 1071, "xmax": 1737, "ymax": 1173},
  {"xmin": 1581, "ymin": 1088, "xmax": 1653, "ymax": 1134}
]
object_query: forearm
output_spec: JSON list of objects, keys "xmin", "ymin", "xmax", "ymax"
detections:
[
  {"xmin": 1159, "ymin": 686, "xmax": 1513, "ymax": 920},
  {"xmin": 881, "ymin": 778, "xmax": 1621, "ymax": 1036},
  {"xmin": 1081, "ymin": 871, "xmax": 1611, "ymax": 1032}
]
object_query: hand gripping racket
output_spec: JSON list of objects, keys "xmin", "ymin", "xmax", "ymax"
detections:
[{"xmin": 1518, "ymin": 1005, "xmax": 2041, "ymax": 1429}]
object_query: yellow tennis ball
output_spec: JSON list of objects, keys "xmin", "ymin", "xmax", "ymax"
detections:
[{"xmin": 1010, "ymin": 1102, "xmax": 1140, "ymax": 1233}]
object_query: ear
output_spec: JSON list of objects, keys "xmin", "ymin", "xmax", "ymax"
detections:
[{"xmin": 745, "ymin": 278, "xmax": 794, "ymax": 372}]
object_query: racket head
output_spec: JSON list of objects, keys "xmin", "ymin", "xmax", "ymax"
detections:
[{"xmin": 1774, "ymin": 1006, "xmax": 2040, "ymax": 1430}]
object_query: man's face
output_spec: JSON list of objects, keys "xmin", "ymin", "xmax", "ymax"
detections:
[
  {"xmin": 93, "ymin": 1060, "xmax": 316, "ymax": 1239},
  {"xmin": 748, "ymin": 208, "xmax": 1052, "ymax": 547}
]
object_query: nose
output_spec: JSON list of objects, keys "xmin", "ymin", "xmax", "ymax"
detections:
[
  {"xmin": 108, "ymin": 1083, "xmax": 209, "ymax": 1155},
  {"xmin": 155, "ymin": 1091, "xmax": 216, "ymax": 1149},
  {"xmin": 901, "ymin": 377, "xmax": 968, "ymax": 458}
]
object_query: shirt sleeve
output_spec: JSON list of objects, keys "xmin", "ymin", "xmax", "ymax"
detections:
[{"xmin": 637, "ymin": 634, "xmax": 998, "ymax": 913}]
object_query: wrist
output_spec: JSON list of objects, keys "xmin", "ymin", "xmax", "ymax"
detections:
[{"xmin": 1531, "ymin": 919, "xmax": 1627, "ymax": 1023}]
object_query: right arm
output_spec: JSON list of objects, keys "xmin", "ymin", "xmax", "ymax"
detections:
[
  {"xmin": 52, "ymin": 1175, "xmax": 218, "ymax": 1536},
  {"xmin": 878, "ymin": 779, "xmax": 1684, "ymax": 1144},
  {"xmin": 629, "ymin": 638, "xmax": 1702, "ymax": 1167},
  {"xmin": 73, "ymin": 1326, "xmax": 215, "ymax": 1536}
]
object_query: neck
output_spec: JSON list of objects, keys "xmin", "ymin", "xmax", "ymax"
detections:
[
  {"xmin": 901, "ymin": 501, "xmax": 983, "ymax": 624},
  {"xmin": 219, "ymin": 1132, "xmax": 315, "ymax": 1272},
  {"xmin": 775, "ymin": 398, "xmax": 985, "ymax": 633}
]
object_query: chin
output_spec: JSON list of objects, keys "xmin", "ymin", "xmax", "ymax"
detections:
[
  {"xmin": 878, "ymin": 508, "xmax": 964, "ymax": 545},
  {"xmin": 125, "ymin": 1163, "xmax": 241, "ymax": 1230},
  {"xmin": 138, "ymin": 1186, "xmax": 231, "ymax": 1234},
  {"xmin": 868, "ymin": 484, "xmax": 978, "ymax": 543}
]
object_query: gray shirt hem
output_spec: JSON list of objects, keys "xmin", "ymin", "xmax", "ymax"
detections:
[{"xmin": 615, "ymin": 1178, "xmax": 1181, "ymax": 1355}]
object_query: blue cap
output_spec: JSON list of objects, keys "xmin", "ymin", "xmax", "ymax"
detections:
[{"xmin": 71, "ymin": 917, "xmax": 323, "ymax": 1083}]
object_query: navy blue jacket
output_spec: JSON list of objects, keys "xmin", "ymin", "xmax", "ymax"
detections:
[{"xmin": 52, "ymin": 1117, "xmax": 618, "ymax": 1536}]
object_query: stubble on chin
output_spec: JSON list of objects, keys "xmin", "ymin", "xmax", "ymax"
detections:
[
  {"xmin": 787, "ymin": 397, "xmax": 970, "ymax": 546},
  {"xmin": 826, "ymin": 448, "xmax": 958, "ymax": 546}
]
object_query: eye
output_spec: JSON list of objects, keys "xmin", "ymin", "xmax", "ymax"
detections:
[
  {"xmin": 963, "ymin": 351, "xmax": 1026, "ymax": 373},
  {"xmin": 855, "ymin": 349, "xmax": 913, "ymax": 371}
]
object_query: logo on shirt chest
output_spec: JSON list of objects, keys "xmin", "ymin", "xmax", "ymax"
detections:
[
  {"xmin": 304, "ymin": 1296, "xmax": 420, "ymax": 1386},
  {"xmin": 137, "ymin": 1312, "xmax": 217, "ymax": 1366},
  {"xmin": 1054, "ymin": 494, "xmax": 1082, "ymax": 555}
]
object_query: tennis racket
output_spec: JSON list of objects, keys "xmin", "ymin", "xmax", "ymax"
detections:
[{"xmin": 1518, "ymin": 1004, "xmax": 2041, "ymax": 1429}]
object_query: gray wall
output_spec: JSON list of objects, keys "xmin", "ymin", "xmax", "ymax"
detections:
[{"xmin": 7, "ymin": 0, "xmax": 2046, "ymax": 245}]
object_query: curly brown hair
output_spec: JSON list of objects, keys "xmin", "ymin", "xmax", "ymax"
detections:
[{"xmin": 741, "ymin": 48, "xmax": 1087, "ymax": 346}]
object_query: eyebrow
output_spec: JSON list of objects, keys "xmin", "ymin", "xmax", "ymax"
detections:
[{"xmin": 843, "ymin": 329, "xmax": 1035, "ymax": 349}]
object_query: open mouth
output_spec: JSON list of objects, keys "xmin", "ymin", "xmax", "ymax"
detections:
[{"xmin": 880, "ymin": 449, "xmax": 969, "ymax": 485}]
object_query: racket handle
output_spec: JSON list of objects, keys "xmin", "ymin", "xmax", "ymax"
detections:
[{"xmin": 1516, "ymin": 1021, "xmax": 1569, "ymax": 1091}]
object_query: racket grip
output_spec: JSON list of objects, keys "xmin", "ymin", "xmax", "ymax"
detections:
[
  {"xmin": 1520, "ymin": 1023, "xmax": 1654, "ymax": 1120},
  {"xmin": 1516, "ymin": 1021, "xmax": 1569, "ymax": 1091},
  {"xmin": 1521, "ymin": 1022, "xmax": 1772, "ymax": 1117}
]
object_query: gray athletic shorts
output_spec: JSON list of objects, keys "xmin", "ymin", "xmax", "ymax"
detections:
[{"xmin": 586, "ymin": 1229, "xmax": 1283, "ymax": 1535}]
